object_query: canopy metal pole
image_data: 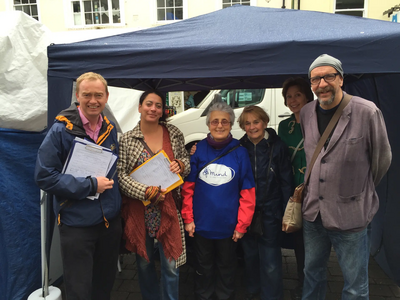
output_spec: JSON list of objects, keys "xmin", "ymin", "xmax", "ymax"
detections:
[{"xmin": 40, "ymin": 190, "xmax": 49, "ymax": 298}]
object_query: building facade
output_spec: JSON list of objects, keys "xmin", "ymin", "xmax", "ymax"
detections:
[{"xmin": 1, "ymin": 0, "xmax": 399, "ymax": 33}]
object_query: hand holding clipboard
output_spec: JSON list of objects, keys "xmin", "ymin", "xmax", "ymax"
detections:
[{"xmin": 129, "ymin": 150, "xmax": 183, "ymax": 206}]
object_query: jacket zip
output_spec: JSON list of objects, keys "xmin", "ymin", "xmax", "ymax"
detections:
[{"xmin": 254, "ymin": 143, "xmax": 258, "ymax": 196}]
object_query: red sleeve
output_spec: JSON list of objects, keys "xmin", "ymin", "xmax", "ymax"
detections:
[
  {"xmin": 235, "ymin": 187, "xmax": 256, "ymax": 233},
  {"xmin": 181, "ymin": 181, "xmax": 196, "ymax": 224}
]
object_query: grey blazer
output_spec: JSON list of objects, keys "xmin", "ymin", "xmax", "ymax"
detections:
[{"xmin": 300, "ymin": 94, "xmax": 391, "ymax": 231}]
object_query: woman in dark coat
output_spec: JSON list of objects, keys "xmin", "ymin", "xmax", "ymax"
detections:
[{"xmin": 238, "ymin": 105, "xmax": 293, "ymax": 300}]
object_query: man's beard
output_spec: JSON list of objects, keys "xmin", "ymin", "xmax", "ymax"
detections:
[{"xmin": 316, "ymin": 86, "xmax": 335, "ymax": 107}]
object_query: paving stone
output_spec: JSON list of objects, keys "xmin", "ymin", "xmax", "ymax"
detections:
[
  {"xmin": 328, "ymin": 266, "xmax": 343, "ymax": 276},
  {"xmin": 370, "ymin": 284, "xmax": 395, "ymax": 297},
  {"xmin": 390, "ymin": 285, "xmax": 400, "ymax": 298},
  {"xmin": 115, "ymin": 269, "xmax": 135, "ymax": 280},
  {"xmin": 55, "ymin": 250, "xmax": 399, "ymax": 300},
  {"xmin": 120, "ymin": 254, "xmax": 136, "ymax": 264},
  {"xmin": 110, "ymin": 291, "xmax": 129, "ymax": 300},
  {"xmin": 283, "ymin": 278, "xmax": 298, "ymax": 289},
  {"xmin": 325, "ymin": 292, "xmax": 342, "ymax": 300},
  {"xmin": 374, "ymin": 278, "xmax": 398, "ymax": 285},
  {"xmin": 123, "ymin": 264, "xmax": 135, "ymax": 270},
  {"xmin": 328, "ymin": 281, "xmax": 344, "ymax": 293},
  {"xmin": 283, "ymin": 289, "xmax": 292, "ymax": 300},
  {"xmin": 282, "ymin": 249, "xmax": 295, "ymax": 256},
  {"xmin": 117, "ymin": 279, "xmax": 141, "ymax": 293},
  {"xmin": 127, "ymin": 292, "xmax": 142, "ymax": 300},
  {"xmin": 287, "ymin": 264, "xmax": 300, "ymax": 277},
  {"xmin": 328, "ymin": 255, "xmax": 339, "ymax": 263},
  {"xmin": 370, "ymin": 266, "xmax": 392, "ymax": 278},
  {"xmin": 327, "ymin": 261, "xmax": 338, "ymax": 268},
  {"xmin": 286, "ymin": 256, "xmax": 297, "ymax": 264},
  {"xmin": 327, "ymin": 275, "xmax": 345, "ymax": 282},
  {"xmin": 112, "ymin": 278, "xmax": 123, "ymax": 290}
]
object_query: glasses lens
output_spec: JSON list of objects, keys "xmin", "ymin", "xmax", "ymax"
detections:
[
  {"xmin": 310, "ymin": 77, "xmax": 320, "ymax": 85},
  {"xmin": 210, "ymin": 120, "xmax": 218, "ymax": 126},
  {"xmin": 210, "ymin": 119, "xmax": 230, "ymax": 126},
  {"xmin": 221, "ymin": 120, "xmax": 230, "ymax": 126},
  {"xmin": 324, "ymin": 74, "xmax": 336, "ymax": 82}
]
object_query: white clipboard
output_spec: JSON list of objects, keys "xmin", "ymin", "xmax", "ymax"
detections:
[{"xmin": 63, "ymin": 138, "xmax": 117, "ymax": 200}]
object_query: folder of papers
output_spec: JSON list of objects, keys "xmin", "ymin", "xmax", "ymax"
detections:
[
  {"xmin": 62, "ymin": 137, "xmax": 118, "ymax": 200},
  {"xmin": 129, "ymin": 150, "xmax": 184, "ymax": 206}
]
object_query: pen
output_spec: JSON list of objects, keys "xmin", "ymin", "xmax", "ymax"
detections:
[{"xmin": 109, "ymin": 169, "xmax": 117, "ymax": 181}]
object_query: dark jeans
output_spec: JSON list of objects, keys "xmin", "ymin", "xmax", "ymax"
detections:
[
  {"xmin": 241, "ymin": 233, "xmax": 283, "ymax": 300},
  {"xmin": 282, "ymin": 229, "xmax": 305, "ymax": 285},
  {"xmin": 193, "ymin": 233, "xmax": 237, "ymax": 300},
  {"xmin": 293, "ymin": 230, "xmax": 305, "ymax": 285},
  {"xmin": 58, "ymin": 215, "xmax": 122, "ymax": 300}
]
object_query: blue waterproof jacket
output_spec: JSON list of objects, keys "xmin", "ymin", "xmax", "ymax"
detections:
[
  {"xmin": 240, "ymin": 128, "xmax": 293, "ymax": 244},
  {"xmin": 34, "ymin": 102, "xmax": 121, "ymax": 227}
]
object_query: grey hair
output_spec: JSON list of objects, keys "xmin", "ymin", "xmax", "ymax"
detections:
[{"xmin": 206, "ymin": 100, "xmax": 235, "ymax": 125}]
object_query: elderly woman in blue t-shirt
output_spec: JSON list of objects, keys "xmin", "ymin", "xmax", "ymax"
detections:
[{"xmin": 181, "ymin": 101, "xmax": 256, "ymax": 300}]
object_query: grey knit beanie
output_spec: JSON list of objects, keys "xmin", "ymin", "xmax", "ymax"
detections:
[{"xmin": 308, "ymin": 54, "xmax": 344, "ymax": 78}]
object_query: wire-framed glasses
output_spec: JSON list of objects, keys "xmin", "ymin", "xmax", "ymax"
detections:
[{"xmin": 210, "ymin": 119, "xmax": 231, "ymax": 126}]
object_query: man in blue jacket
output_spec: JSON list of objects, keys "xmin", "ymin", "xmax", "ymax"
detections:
[{"xmin": 35, "ymin": 72, "xmax": 122, "ymax": 300}]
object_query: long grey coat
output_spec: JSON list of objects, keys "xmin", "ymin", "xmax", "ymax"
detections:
[{"xmin": 300, "ymin": 94, "xmax": 391, "ymax": 231}]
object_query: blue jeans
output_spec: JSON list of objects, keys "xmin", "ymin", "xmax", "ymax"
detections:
[
  {"xmin": 302, "ymin": 217, "xmax": 370, "ymax": 300},
  {"xmin": 241, "ymin": 233, "xmax": 283, "ymax": 299},
  {"xmin": 136, "ymin": 235, "xmax": 179, "ymax": 300}
]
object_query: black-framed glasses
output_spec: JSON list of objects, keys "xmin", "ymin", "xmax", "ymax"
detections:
[
  {"xmin": 310, "ymin": 73, "xmax": 340, "ymax": 85},
  {"xmin": 210, "ymin": 119, "xmax": 231, "ymax": 126}
]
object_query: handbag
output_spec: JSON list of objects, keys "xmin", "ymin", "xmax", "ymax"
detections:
[
  {"xmin": 247, "ymin": 144, "xmax": 274, "ymax": 236},
  {"xmin": 282, "ymin": 93, "xmax": 352, "ymax": 233},
  {"xmin": 247, "ymin": 209, "xmax": 263, "ymax": 236}
]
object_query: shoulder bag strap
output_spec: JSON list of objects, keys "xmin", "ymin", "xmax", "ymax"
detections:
[
  {"xmin": 197, "ymin": 144, "xmax": 240, "ymax": 178},
  {"xmin": 139, "ymin": 139, "xmax": 155, "ymax": 157},
  {"xmin": 304, "ymin": 93, "xmax": 352, "ymax": 185},
  {"xmin": 291, "ymin": 138, "xmax": 304, "ymax": 162}
]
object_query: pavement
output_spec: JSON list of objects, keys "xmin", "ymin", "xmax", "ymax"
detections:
[{"xmin": 59, "ymin": 248, "xmax": 400, "ymax": 300}]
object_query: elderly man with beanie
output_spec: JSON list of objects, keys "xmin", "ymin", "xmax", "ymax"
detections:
[{"xmin": 300, "ymin": 54, "xmax": 391, "ymax": 300}]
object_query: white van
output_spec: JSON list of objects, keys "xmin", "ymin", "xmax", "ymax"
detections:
[{"xmin": 168, "ymin": 88, "xmax": 291, "ymax": 150}]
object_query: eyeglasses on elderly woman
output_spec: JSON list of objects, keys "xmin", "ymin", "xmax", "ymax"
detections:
[{"xmin": 210, "ymin": 119, "xmax": 231, "ymax": 126}]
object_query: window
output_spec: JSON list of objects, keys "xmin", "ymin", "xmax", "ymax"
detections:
[
  {"xmin": 220, "ymin": 89, "xmax": 265, "ymax": 108},
  {"xmin": 222, "ymin": 0, "xmax": 251, "ymax": 9},
  {"xmin": 71, "ymin": 0, "xmax": 121, "ymax": 26},
  {"xmin": 335, "ymin": 0, "xmax": 365, "ymax": 17},
  {"xmin": 157, "ymin": 0, "xmax": 183, "ymax": 21},
  {"xmin": 14, "ymin": 0, "xmax": 39, "ymax": 21}
]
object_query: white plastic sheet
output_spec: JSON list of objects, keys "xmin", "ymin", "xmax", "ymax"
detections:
[{"xmin": 0, "ymin": 11, "xmax": 50, "ymax": 132}]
